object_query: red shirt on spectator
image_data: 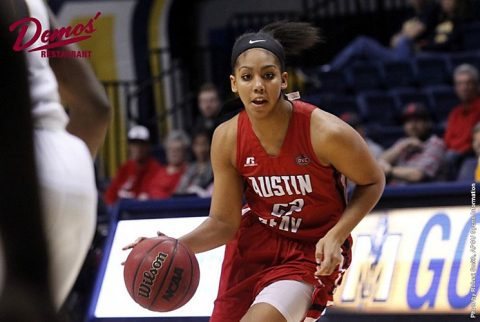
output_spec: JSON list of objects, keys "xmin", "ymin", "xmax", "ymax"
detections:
[
  {"xmin": 444, "ymin": 97, "xmax": 480, "ymax": 153},
  {"xmin": 104, "ymin": 157, "xmax": 161, "ymax": 205},
  {"xmin": 147, "ymin": 164, "xmax": 187, "ymax": 199}
]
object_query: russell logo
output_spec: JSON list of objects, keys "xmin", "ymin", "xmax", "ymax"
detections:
[
  {"xmin": 9, "ymin": 11, "xmax": 101, "ymax": 58},
  {"xmin": 244, "ymin": 156, "xmax": 258, "ymax": 167}
]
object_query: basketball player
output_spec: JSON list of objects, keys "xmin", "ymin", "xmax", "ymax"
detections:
[
  {"xmin": 0, "ymin": 1, "xmax": 58, "ymax": 320},
  {"xmin": 8, "ymin": 0, "xmax": 111, "ymax": 309},
  {"xmin": 126, "ymin": 22, "xmax": 384, "ymax": 322}
]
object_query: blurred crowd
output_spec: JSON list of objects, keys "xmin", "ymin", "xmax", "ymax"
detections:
[
  {"xmin": 341, "ymin": 62, "xmax": 480, "ymax": 185},
  {"xmin": 310, "ymin": 0, "xmax": 480, "ymax": 186},
  {"xmin": 101, "ymin": 0, "xmax": 480, "ymax": 209},
  {"xmin": 322, "ymin": 0, "xmax": 477, "ymax": 71},
  {"xmin": 102, "ymin": 84, "xmax": 220, "ymax": 206}
]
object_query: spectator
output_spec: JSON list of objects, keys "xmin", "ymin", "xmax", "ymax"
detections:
[
  {"xmin": 340, "ymin": 112, "xmax": 384, "ymax": 159},
  {"xmin": 148, "ymin": 130, "xmax": 190, "ymax": 199},
  {"xmin": 457, "ymin": 122, "xmax": 480, "ymax": 181},
  {"xmin": 392, "ymin": 0, "xmax": 441, "ymax": 46},
  {"xmin": 175, "ymin": 128, "xmax": 214, "ymax": 197},
  {"xmin": 444, "ymin": 64, "xmax": 480, "ymax": 179},
  {"xmin": 379, "ymin": 103, "xmax": 445, "ymax": 184},
  {"xmin": 324, "ymin": 0, "xmax": 475, "ymax": 71},
  {"xmin": 104, "ymin": 125, "xmax": 161, "ymax": 205},
  {"xmin": 417, "ymin": 0, "xmax": 475, "ymax": 52},
  {"xmin": 323, "ymin": 0, "xmax": 440, "ymax": 71},
  {"xmin": 192, "ymin": 83, "xmax": 222, "ymax": 133}
]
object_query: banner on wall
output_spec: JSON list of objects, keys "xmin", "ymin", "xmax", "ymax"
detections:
[{"xmin": 332, "ymin": 206, "xmax": 479, "ymax": 314}]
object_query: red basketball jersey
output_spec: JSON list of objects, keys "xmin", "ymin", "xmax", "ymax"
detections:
[{"xmin": 236, "ymin": 100, "xmax": 347, "ymax": 242}]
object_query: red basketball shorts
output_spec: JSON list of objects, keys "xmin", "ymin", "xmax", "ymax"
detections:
[{"xmin": 210, "ymin": 213, "xmax": 352, "ymax": 322}]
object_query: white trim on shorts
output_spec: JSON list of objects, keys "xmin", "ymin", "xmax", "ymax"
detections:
[{"xmin": 251, "ymin": 280, "xmax": 314, "ymax": 322}]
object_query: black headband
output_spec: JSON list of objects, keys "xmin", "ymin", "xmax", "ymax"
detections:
[{"xmin": 231, "ymin": 32, "xmax": 285, "ymax": 70}]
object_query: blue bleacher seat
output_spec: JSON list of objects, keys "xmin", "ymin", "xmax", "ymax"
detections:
[
  {"xmin": 381, "ymin": 60, "xmax": 416, "ymax": 89},
  {"xmin": 432, "ymin": 123, "xmax": 446, "ymax": 138},
  {"xmin": 415, "ymin": 56, "xmax": 449, "ymax": 87},
  {"xmin": 367, "ymin": 125, "xmax": 404, "ymax": 149},
  {"xmin": 389, "ymin": 87, "xmax": 431, "ymax": 110},
  {"xmin": 448, "ymin": 52, "xmax": 480, "ymax": 73},
  {"xmin": 346, "ymin": 62, "xmax": 383, "ymax": 92},
  {"xmin": 324, "ymin": 95, "xmax": 359, "ymax": 116},
  {"xmin": 357, "ymin": 91, "xmax": 398, "ymax": 125},
  {"xmin": 301, "ymin": 93, "xmax": 322, "ymax": 107},
  {"xmin": 423, "ymin": 85, "xmax": 459, "ymax": 123},
  {"xmin": 317, "ymin": 70, "xmax": 349, "ymax": 93},
  {"xmin": 463, "ymin": 22, "xmax": 480, "ymax": 51},
  {"xmin": 302, "ymin": 92, "xmax": 332, "ymax": 108}
]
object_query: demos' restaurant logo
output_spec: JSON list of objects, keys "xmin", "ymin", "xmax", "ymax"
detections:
[{"xmin": 9, "ymin": 12, "xmax": 101, "ymax": 58}]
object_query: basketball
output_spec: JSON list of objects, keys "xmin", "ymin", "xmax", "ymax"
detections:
[{"xmin": 123, "ymin": 236, "xmax": 200, "ymax": 312}]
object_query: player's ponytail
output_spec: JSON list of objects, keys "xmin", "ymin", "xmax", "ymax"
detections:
[
  {"xmin": 259, "ymin": 21, "xmax": 321, "ymax": 57},
  {"xmin": 231, "ymin": 21, "xmax": 321, "ymax": 71}
]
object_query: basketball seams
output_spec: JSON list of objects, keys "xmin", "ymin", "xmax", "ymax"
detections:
[
  {"xmin": 130, "ymin": 239, "xmax": 169, "ymax": 299},
  {"xmin": 174, "ymin": 242, "xmax": 196, "ymax": 308},
  {"xmin": 148, "ymin": 239, "xmax": 179, "ymax": 310}
]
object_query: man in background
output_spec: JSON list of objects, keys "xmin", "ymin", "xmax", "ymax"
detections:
[
  {"xmin": 456, "ymin": 122, "xmax": 480, "ymax": 182},
  {"xmin": 148, "ymin": 130, "xmax": 190, "ymax": 199},
  {"xmin": 104, "ymin": 125, "xmax": 161, "ymax": 205},
  {"xmin": 192, "ymin": 83, "xmax": 222, "ymax": 133},
  {"xmin": 444, "ymin": 64, "xmax": 480, "ymax": 179},
  {"xmin": 379, "ymin": 103, "xmax": 445, "ymax": 184}
]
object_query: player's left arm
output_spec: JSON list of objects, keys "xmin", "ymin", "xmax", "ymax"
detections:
[
  {"xmin": 311, "ymin": 110, "xmax": 385, "ymax": 276},
  {"xmin": 47, "ymin": 8, "xmax": 111, "ymax": 158}
]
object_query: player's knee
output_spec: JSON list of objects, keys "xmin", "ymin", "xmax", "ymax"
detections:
[{"xmin": 240, "ymin": 303, "xmax": 287, "ymax": 322}]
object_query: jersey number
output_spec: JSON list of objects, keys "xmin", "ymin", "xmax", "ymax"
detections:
[{"xmin": 271, "ymin": 198, "xmax": 304, "ymax": 217}]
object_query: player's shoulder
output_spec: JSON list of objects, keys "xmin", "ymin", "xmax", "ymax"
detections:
[
  {"xmin": 213, "ymin": 113, "xmax": 239, "ymax": 144},
  {"xmin": 210, "ymin": 115, "xmax": 240, "ymax": 168},
  {"xmin": 307, "ymin": 104, "xmax": 366, "ymax": 165},
  {"xmin": 211, "ymin": 114, "xmax": 239, "ymax": 168},
  {"xmin": 309, "ymin": 106, "xmax": 349, "ymax": 140}
]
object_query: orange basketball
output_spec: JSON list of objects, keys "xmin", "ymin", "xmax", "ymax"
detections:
[{"xmin": 123, "ymin": 236, "xmax": 200, "ymax": 312}]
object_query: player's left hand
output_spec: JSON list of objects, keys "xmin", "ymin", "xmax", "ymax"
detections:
[
  {"xmin": 315, "ymin": 233, "xmax": 343, "ymax": 276},
  {"xmin": 122, "ymin": 231, "xmax": 165, "ymax": 251}
]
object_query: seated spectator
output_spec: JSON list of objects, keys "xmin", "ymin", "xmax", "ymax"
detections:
[
  {"xmin": 192, "ymin": 83, "xmax": 222, "ymax": 133},
  {"xmin": 379, "ymin": 103, "xmax": 446, "ymax": 184},
  {"xmin": 444, "ymin": 64, "xmax": 480, "ymax": 179},
  {"xmin": 457, "ymin": 122, "xmax": 480, "ymax": 181},
  {"xmin": 340, "ymin": 112, "xmax": 384, "ymax": 159},
  {"xmin": 324, "ymin": 0, "xmax": 440, "ymax": 71},
  {"xmin": 148, "ymin": 130, "xmax": 190, "ymax": 199},
  {"xmin": 392, "ymin": 0, "xmax": 441, "ymax": 47},
  {"xmin": 325, "ymin": 0, "xmax": 473, "ymax": 71},
  {"xmin": 104, "ymin": 125, "xmax": 161, "ymax": 205},
  {"xmin": 416, "ymin": 0, "xmax": 475, "ymax": 52},
  {"xmin": 175, "ymin": 128, "xmax": 213, "ymax": 197}
]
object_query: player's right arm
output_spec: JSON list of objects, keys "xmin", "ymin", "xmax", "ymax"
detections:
[{"xmin": 178, "ymin": 118, "xmax": 244, "ymax": 253}]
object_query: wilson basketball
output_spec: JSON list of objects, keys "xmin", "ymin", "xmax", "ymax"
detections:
[{"xmin": 123, "ymin": 236, "xmax": 200, "ymax": 312}]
